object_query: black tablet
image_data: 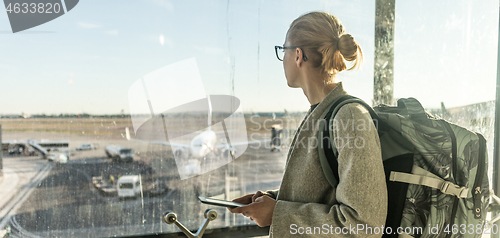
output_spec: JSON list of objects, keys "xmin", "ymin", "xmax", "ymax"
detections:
[{"xmin": 198, "ymin": 196, "xmax": 246, "ymax": 208}]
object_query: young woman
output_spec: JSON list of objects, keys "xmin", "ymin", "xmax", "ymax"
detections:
[{"xmin": 229, "ymin": 12, "xmax": 387, "ymax": 237}]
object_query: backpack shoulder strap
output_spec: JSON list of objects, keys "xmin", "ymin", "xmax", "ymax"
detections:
[
  {"xmin": 317, "ymin": 95, "xmax": 355, "ymax": 187},
  {"xmin": 317, "ymin": 95, "xmax": 379, "ymax": 188}
]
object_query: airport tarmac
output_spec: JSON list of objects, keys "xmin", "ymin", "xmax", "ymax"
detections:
[{"xmin": 0, "ymin": 129, "xmax": 288, "ymax": 237}]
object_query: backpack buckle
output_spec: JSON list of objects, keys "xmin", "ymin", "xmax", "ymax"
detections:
[{"xmin": 440, "ymin": 181, "xmax": 468, "ymax": 198}]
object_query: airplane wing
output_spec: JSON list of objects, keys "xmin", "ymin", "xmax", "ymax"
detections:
[{"xmin": 125, "ymin": 127, "xmax": 190, "ymax": 148}]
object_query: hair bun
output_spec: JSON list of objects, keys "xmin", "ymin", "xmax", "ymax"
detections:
[
  {"xmin": 338, "ymin": 34, "xmax": 355, "ymax": 58},
  {"xmin": 287, "ymin": 12, "xmax": 363, "ymax": 75}
]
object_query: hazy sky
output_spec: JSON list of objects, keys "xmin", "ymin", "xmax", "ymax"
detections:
[{"xmin": 0, "ymin": 0, "xmax": 498, "ymax": 115}]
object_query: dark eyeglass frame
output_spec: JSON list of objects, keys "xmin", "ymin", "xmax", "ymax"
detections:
[{"xmin": 275, "ymin": 45, "xmax": 308, "ymax": 62}]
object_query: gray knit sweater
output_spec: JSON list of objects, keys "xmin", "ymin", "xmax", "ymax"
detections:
[{"xmin": 266, "ymin": 82, "xmax": 387, "ymax": 237}]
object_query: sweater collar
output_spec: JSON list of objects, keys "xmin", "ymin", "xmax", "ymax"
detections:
[{"xmin": 308, "ymin": 81, "xmax": 349, "ymax": 118}]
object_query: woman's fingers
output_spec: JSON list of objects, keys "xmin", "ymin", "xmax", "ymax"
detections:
[
  {"xmin": 230, "ymin": 191, "xmax": 270, "ymax": 205},
  {"xmin": 252, "ymin": 190, "xmax": 270, "ymax": 202},
  {"xmin": 233, "ymin": 193, "xmax": 254, "ymax": 204},
  {"xmin": 227, "ymin": 204, "xmax": 254, "ymax": 216},
  {"xmin": 228, "ymin": 206, "xmax": 244, "ymax": 214}
]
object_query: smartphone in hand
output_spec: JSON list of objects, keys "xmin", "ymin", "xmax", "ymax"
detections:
[{"xmin": 198, "ymin": 196, "xmax": 246, "ymax": 208}]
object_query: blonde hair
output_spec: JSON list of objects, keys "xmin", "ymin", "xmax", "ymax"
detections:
[{"xmin": 287, "ymin": 12, "xmax": 363, "ymax": 75}]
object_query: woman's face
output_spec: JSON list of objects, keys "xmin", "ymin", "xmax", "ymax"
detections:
[{"xmin": 282, "ymin": 37, "xmax": 301, "ymax": 88}]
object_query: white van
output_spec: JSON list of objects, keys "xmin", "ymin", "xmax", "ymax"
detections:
[{"xmin": 117, "ymin": 175, "xmax": 142, "ymax": 198}]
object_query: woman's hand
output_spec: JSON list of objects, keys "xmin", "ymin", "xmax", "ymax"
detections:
[
  {"xmin": 227, "ymin": 195, "xmax": 277, "ymax": 227},
  {"xmin": 230, "ymin": 193, "xmax": 255, "ymax": 205},
  {"xmin": 251, "ymin": 190, "xmax": 272, "ymax": 202},
  {"xmin": 228, "ymin": 190, "xmax": 272, "ymax": 205}
]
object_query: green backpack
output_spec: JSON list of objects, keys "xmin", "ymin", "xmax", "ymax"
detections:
[{"xmin": 317, "ymin": 95, "xmax": 490, "ymax": 238}]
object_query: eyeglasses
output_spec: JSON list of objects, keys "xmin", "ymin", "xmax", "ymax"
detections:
[{"xmin": 275, "ymin": 45, "xmax": 308, "ymax": 61}]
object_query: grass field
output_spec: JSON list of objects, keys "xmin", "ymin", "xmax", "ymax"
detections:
[
  {"xmin": 0, "ymin": 118, "xmax": 133, "ymax": 137},
  {"xmin": 0, "ymin": 115, "xmax": 303, "ymax": 139}
]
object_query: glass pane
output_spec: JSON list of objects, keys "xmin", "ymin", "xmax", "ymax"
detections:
[
  {"xmin": 392, "ymin": 2, "xmax": 498, "ymax": 237},
  {"xmin": 0, "ymin": 0, "xmax": 497, "ymax": 237},
  {"xmin": 394, "ymin": 0, "xmax": 498, "ymax": 202}
]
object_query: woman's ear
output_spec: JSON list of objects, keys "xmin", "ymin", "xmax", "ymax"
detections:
[{"xmin": 295, "ymin": 48, "xmax": 304, "ymax": 67}]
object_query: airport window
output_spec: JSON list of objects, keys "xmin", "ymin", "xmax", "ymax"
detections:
[
  {"xmin": 120, "ymin": 183, "xmax": 134, "ymax": 190},
  {"xmin": 0, "ymin": 1, "xmax": 498, "ymax": 238}
]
